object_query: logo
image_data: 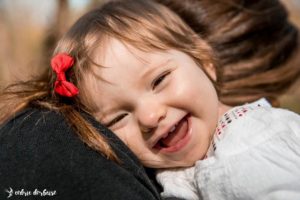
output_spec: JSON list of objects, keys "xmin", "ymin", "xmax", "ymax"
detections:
[
  {"xmin": 5, "ymin": 187, "xmax": 13, "ymax": 199},
  {"xmin": 4, "ymin": 187, "xmax": 57, "ymax": 198}
]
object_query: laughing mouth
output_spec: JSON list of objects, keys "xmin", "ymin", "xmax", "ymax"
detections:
[{"xmin": 154, "ymin": 114, "xmax": 190, "ymax": 150}]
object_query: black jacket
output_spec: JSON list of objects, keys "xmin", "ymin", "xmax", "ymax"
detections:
[{"xmin": 0, "ymin": 108, "xmax": 173, "ymax": 200}]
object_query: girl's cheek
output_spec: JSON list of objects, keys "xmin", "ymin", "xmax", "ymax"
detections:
[
  {"xmin": 171, "ymin": 80, "xmax": 198, "ymax": 100},
  {"xmin": 113, "ymin": 123, "xmax": 135, "ymax": 145}
]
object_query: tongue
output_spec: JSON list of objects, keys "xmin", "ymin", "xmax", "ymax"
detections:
[{"xmin": 161, "ymin": 118, "xmax": 188, "ymax": 147}]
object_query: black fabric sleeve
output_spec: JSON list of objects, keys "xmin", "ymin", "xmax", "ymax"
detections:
[{"xmin": 0, "ymin": 108, "xmax": 160, "ymax": 200}]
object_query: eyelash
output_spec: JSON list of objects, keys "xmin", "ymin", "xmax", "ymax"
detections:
[
  {"xmin": 106, "ymin": 113, "xmax": 128, "ymax": 128},
  {"xmin": 152, "ymin": 71, "xmax": 170, "ymax": 90}
]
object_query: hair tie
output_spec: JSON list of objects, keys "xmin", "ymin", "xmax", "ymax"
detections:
[{"xmin": 51, "ymin": 53, "xmax": 79, "ymax": 97}]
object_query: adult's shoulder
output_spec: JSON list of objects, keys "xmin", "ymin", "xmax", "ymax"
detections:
[{"xmin": 0, "ymin": 108, "xmax": 160, "ymax": 200}]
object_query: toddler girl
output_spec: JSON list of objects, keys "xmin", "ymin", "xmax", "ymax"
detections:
[
  {"xmin": 71, "ymin": 0, "xmax": 300, "ymax": 199},
  {"xmin": 2, "ymin": 0, "xmax": 299, "ymax": 199}
]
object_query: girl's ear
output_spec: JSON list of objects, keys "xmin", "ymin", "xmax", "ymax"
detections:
[{"xmin": 205, "ymin": 63, "xmax": 217, "ymax": 81}]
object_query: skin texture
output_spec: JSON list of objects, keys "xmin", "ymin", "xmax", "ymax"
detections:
[{"xmin": 86, "ymin": 38, "xmax": 231, "ymax": 168}]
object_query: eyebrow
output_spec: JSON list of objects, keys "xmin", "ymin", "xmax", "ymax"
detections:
[{"xmin": 141, "ymin": 59, "xmax": 172, "ymax": 79}]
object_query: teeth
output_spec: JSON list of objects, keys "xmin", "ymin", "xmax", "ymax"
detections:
[{"xmin": 169, "ymin": 125, "xmax": 176, "ymax": 133}]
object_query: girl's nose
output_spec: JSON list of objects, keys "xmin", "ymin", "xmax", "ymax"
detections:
[{"xmin": 136, "ymin": 100, "xmax": 166, "ymax": 131}]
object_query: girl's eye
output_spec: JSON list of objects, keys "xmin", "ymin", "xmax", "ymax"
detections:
[
  {"xmin": 152, "ymin": 71, "xmax": 170, "ymax": 90},
  {"xmin": 106, "ymin": 113, "xmax": 128, "ymax": 128}
]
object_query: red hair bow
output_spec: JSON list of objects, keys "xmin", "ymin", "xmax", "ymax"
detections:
[{"xmin": 51, "ymin": 53, "xmax": 79, "ymax": 97}]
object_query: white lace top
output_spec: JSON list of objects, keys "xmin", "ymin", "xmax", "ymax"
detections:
[{"xmin": 156, "ymin": 99, "xmax": 300, "ymax": 200}]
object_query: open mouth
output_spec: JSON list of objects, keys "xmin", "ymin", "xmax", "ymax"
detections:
[{"xmin": 154, "ymin": 114, "xmax": 191, "ymax": 153}]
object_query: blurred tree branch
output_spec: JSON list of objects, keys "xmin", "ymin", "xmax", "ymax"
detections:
[{"xmin": 0, "ymin": 1, "xmax": 15, "ymax": 88}]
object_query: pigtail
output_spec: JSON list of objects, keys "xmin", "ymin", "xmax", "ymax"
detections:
[
  {"xmin": 0, "ymin": 72, "xmax": 50, "ymax": 124},
  {"xmin": 0, "ymin": 70, "xmax": 120, "ymax": 163}
]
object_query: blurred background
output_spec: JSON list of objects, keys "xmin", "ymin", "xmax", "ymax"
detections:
[{"xmin": 0, "ymin": 0, "xmax": 299, "ymax": 112}]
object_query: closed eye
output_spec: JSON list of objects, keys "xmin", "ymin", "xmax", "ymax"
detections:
[
  {"xmin": 152, "ymin": 71, "xmax": 170, "ymax": 90},
  {"xmin": 105, "ymin": 113, "xmax": 128, "ymax": 128}
]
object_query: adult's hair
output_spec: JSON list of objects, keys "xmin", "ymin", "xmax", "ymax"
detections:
[
  {"xmin": 156, "ymin": 0, "xmax": 300, "ymax": 105},
  {"xmin": 0, "ymin": 0, "xmax": 217, "ymax": 161}
]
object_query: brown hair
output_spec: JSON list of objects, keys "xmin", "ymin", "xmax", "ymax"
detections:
[
  {"xmin": 156, "ymin": 0, "xmax": 300, "ymax": 106},
  {"xmin": 0, "ymin": 0, "xmax": 217, "ymax": 161}
]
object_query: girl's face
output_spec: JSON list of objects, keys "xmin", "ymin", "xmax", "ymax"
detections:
[{"xmin": 87, "ymin": 39, "xmax": 220, "ymax": 168}]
